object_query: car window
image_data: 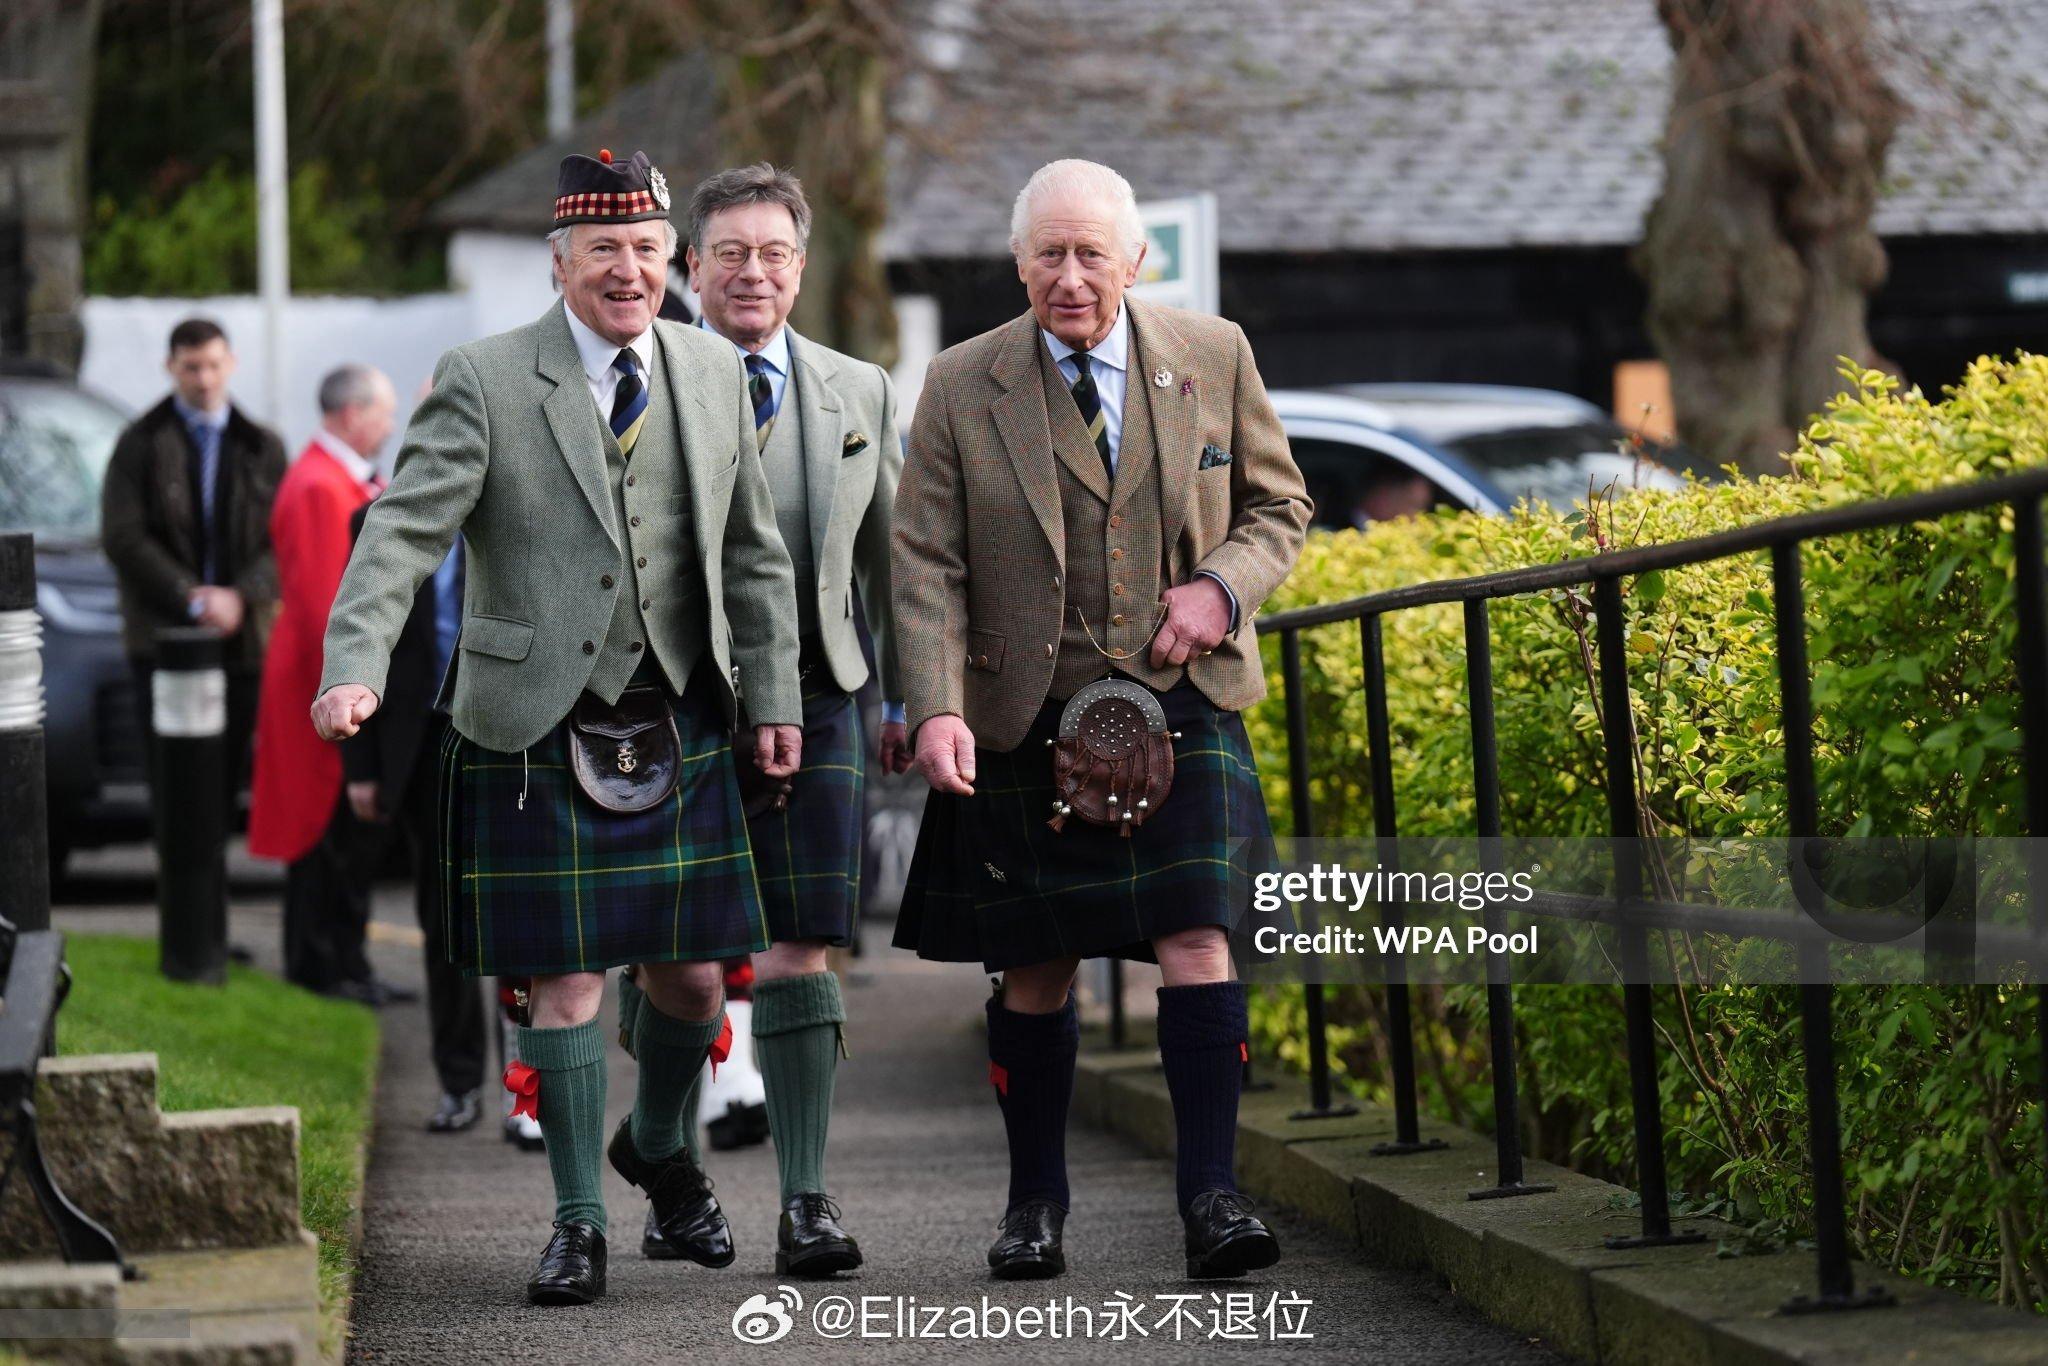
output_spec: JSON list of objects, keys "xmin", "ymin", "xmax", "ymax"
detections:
[
  {"xmin": 1437, "ymin": 422, "xmax": 1700, "ymax": 510},
  {"xmin": 1289, "ymin": 436, "xmax": 1456, "ymax": 531},
  {"xmin": 0, "ymin": 383, "xmax": 127, "ymax": 541}
]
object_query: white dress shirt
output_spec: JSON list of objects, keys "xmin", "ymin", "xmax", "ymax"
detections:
[
  {"xmin": 1042, "ymin": 305, "xmax": 1130, "ymax": 470},
  {"xmin": 312, "ymin": 427, "xmax": 379, "ymax": 490},
  {"xmin": 564, "ymin": 304, "xmax": 656, "ymax": 419}
]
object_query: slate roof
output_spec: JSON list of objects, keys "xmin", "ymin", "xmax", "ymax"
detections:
[{"xmin": 435, "ymin": 0, "xmax": 2048, "ymax": 257}]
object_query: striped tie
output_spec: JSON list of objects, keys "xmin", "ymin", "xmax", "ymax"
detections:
[
  {"xmin": 1069, "ymin": 352, "xmax": 1113, "ymax": 482},
  {"xmin": 746, "ymin": 353, "xmax": 776, "ymax": 451},
  {"xmin": 610, "ymin": 349, "xmax": 648, "ymax": 457}
]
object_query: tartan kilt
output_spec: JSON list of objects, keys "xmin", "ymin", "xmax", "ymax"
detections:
[
  {"xmin": 438, "ymin": 676, "xmax": 770, "ymax": 976},
  {"xmin": 893, "ymin": 679, "xmax": 1281, "ymax": 972},
  {"xmin": 731, "ymin": 681, "xmax": 864, "ymax": 945}
]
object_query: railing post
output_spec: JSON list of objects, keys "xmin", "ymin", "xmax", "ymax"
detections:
[
  {"xmin": 1282, "ymin": 628, "xmax": 1357, "ymax": 1122},
  {"xmin": 2010, "ymin": 495, "xmax": 2048, "ymax": 1178},
  {"xmin": 1463, "ymin": 600, "xmax": 1551, "ymax": 1200},
  {"xmin": 1361, "ymin": 613, "xmax": 1447, "ymax": 1156},
  {"xmin": 1773, "ymin": 542, "xmax": 1893, "ymax": 1313},
  {"xmin": 0, "ymin": 534, "xmax": 52, "ymax": 934},
  {"xmin": 1592, "ymin": 575, "xmax": 1703, "ymax": 1248}
]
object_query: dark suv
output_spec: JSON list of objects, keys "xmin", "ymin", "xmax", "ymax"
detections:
[{"xmin": 0, "ymin": 365, "xmax": 148, "ymax": 872}]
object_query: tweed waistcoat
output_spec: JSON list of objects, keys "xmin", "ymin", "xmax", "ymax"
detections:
[
  {"xmin": 586, "ymin": 335, "xmax": 704, "ymax": 702},
  {"xmin": 1043, "ymin": 334, "xmax": 1183, "ymax": 700},
  {"xmin": 760, "ymin": 370, "xmax": 820, "ymax": 647}
]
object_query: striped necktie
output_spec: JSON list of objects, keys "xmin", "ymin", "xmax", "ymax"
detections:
[
  {"xmin": 1069, "ymin": 352, "xmax": 1113, "ymax": 482},
  {"xmin": 610, "ymin": 349, "xmax": 648, "ymax": 457},
  {"xmin": 746, "ymin": 354, "xmax": 776, "ymax": 450}
]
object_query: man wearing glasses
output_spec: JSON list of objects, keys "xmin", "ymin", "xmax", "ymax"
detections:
[{"xmin": 615, "ymin": 162, "xmax": 907, "ymax": 1278}]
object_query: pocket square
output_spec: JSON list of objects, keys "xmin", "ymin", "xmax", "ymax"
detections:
[
  {"xmin": 1199, "ymin": 443, "xmax": 1233, "ymax": 469},
  {"xmin": 842, "ymin": 431, "xmax": 870, "ymax": 458}
]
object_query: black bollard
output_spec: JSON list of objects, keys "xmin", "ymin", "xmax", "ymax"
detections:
[
  {"xmin": 0, "ymin": 534, "xmax": 51, "ymax": 934},
  {"xmin": 151, "ymin": 628, "xmax": 229, "ymax": 984}
]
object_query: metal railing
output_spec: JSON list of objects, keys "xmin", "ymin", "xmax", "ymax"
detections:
[{"xmin": 1248, "ymin": 466, "xmax": 2048, "ymax": 1312}]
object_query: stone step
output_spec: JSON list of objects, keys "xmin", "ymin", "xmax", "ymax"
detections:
[{"xmin": 0, "ymin": 1055, "xmax": 302, "ymax": 1259}]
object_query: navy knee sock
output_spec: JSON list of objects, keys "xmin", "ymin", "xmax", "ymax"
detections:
[
  {"xmin": 1157, "ymin": 980, "xmax": 1249, "ymax": 1214},
  {"xmin": 985, "ymin": 992, "xmax": 1080, "ymax": 1212}
]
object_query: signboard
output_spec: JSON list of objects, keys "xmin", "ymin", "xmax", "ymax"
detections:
[{"xmin": 1133, "ymin": 193, "xmax": 1219, "ymax": 315}]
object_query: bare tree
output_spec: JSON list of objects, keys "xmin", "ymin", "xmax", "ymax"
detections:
[{"xmin": 1636, "ymin": 0, "xmax": 1900, "ymax": 474}]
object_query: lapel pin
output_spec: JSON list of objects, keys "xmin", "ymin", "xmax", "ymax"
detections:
[
  {"xmin": 1154, "ymin": 367, "xmax": 1172, "ymax": 388},
  {"xmin": 1180, "ymin": 377, "xmax": 1194, "ymax": 397}
]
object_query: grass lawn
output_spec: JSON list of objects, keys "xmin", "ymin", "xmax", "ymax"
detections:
[{"xmin": 53, "ymin": 934, "xmax": 379, "ymax": 1339}]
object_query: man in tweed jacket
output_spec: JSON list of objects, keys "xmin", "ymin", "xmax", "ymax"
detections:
[
  {"xmin": 313, "ymin": 149, "xmax": 804, "ymax": 1306},
  {"xmin": 892, "ymin": 159, "xmax": 1311, "ymax": 1280}
]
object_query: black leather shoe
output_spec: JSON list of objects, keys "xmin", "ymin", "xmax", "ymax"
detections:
[
  {"xmin": 776, "ymin": 1193, "xmax": 862, "ymax": 1278},
  {"xmin": 705, "ymin": 1098, "xmax": 771, "ymax": 1151},
  {"xmin": 526, "ymin": 1222, "xmax": 606, "ymax": 1305},
  {"xmin": 1182, "ymin": 1189, "xmax": 1280, "ymax": 1279},
  {"xmin": 426, "ymin": 1089, "xmax": 482, "ymax": 1133},
  {"xmin": 987, "ymin": 1198, "xmax": 1066, "ymax": 1280},
  {"xmin": 606, "ymin": 1118, "xmax": 735, "ymax": 1267}
]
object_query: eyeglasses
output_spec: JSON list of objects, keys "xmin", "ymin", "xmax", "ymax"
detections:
[{"xmin": 706, "ymin": 241, "xmax": 799, "ymax": 270}]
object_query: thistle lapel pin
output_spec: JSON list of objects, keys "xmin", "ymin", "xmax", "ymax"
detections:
[
  {"xmin": 1180, "ymin": 377, "xmax": 1194, "ymax": 397},
  {"xmin": 1154, "ymin": 367, "xmax": 1172, "ymax": 388}
]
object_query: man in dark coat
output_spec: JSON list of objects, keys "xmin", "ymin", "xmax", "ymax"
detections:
[{"xmin": 99, "ymin": 317, "xmax": 286, "ymax": 806}]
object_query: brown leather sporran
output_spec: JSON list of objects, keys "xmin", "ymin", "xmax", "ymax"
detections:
[{"xmin": 1046, "ymin": 678, "xmax": 1176, "ymax": 837}]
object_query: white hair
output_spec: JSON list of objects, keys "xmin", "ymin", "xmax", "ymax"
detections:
[
  {"xmin": 548, "ymin": 219, "xmax": 678, "ymax": 266},
  {"xmin": 1007, "ymin": 159, "xmax": 1146, "ymax": 261}
]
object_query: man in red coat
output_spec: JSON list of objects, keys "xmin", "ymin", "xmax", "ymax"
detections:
[{"xmin": 249, "ymin": 363, "xmax": 413, "ymax": 1003}]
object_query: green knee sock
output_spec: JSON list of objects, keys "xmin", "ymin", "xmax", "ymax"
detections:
[
  {"xmin": 753, "ymin": 972, "xmax": 846, "ymax": 1202},
  {"xmin": 631, "ymin": 997, "xmax": 725, "ymax": 1161},
  {"xmin": 518, "ymin": 1019, "xmax": 609, "ymax": 1233}
]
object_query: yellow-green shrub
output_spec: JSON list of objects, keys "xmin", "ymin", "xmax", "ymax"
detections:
[{"xmin": 1244, "ymin": 356, "xmax": 2048, "ymax": 1306}]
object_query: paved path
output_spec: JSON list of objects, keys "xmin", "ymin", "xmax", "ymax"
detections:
[{"xmin": 52, "ymin": 843, "xmax": 1564, "ymax": 1363}]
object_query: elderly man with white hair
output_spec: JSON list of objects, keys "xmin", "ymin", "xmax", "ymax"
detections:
[
  {"xmin": 311, "ymin": 147, "xmax": 805, "ymax": 1306},
  {"xmin": 892, "ymin": 158, "xmax": 1312, "ymax": 1279}
]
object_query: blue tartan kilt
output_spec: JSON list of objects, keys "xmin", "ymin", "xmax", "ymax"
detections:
[
  {"xmin": 892, "ymin": 679, "xmax": 1282, "ymax": 972},
  {"xmin": 731, "ymin": 682, "xmax": 864, "ymax": 946},
  {"xmin": 437, "ymin": 677, "xmax": 770, "ymax": 977}
]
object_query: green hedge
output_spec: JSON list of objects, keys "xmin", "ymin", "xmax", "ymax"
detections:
[{"xmin": 1245, "ymin": 357, "xmax": 2048, "ymax": 1308}]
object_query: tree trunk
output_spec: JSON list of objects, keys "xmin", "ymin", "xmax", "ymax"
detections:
[
  {"xmin": 1636, "ymin": 0, "xmax": 1899, "ymax": 474},
  {"xmin": 706, "ymin": 0, "xmax": 898, "ymax": 369},
  {"xmin": 0, "ymin": 0, "xmax": 104, "ymax": 370}
]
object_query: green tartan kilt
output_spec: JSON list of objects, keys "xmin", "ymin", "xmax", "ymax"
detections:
[
  {"xmin": 730, "ymin": 682, "xmax": 864, "ymax": 946},
  {"xmin": 437, "ymin": 678, "xmax": 770, "ymax": 977},
  {"xmin": 893, "ymin": 679, "xmax": 1282, "ymax": 972}
]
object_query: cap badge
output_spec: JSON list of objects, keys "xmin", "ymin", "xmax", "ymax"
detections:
[{"xmin": 649, "ymin": 167, "xmax": 671, "ymax": 211}]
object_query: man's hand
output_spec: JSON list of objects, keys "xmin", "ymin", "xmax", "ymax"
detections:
[
  {"xmin": 312, "ymin": 685, "xmax": 380, "ymax": 741},
  {"xmin": 346, "ymin": 780, "xmax": 384, "ymax": 824},
  {"xmin": 877, "ymin": 720, "xmax": 912, "ymax": 775},
  {"xmin": 754, "ymin": 723, "xmax": 804, "ymax": 779},
  {"xmin": 1150, "ymin": 576, "xmax": 1232, "ymax": 669},
  {"xmin": 914, "ymin": 715, "xmax": 977, "ymax": 796},
  {"xmin": 189, "ymin": 586, "xmax": 246, "ymax": 635}
]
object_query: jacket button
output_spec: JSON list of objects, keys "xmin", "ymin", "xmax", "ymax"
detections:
[
  {"xmin": 637, "ymin": 556, "xmax": 648, "ymax": 569},
  {"xmin": 1110, "ymin": 548, "xmax": 1124, "ymax": 561},
  {"xmin": 625, "ymin": 474, "xmax": 636, "ymax": 487},
  {"xmin": 1111, "ymin": 583, "xmax": 1125, "ymax": 596},
  {"xmin": 1052, "ymin": 575, "xmax": 1061, "ymax": 589},
  {"xmin": 630, "ymin": 641, "xmax": 643, "ymax": 653},
  {"xmin": 1045, "ymin": 643, "xmax": 1054, "ymax": 658},
  {"xmin": 976, "ymin": 654, "xmax": 989, "ymax": 668},
  {"xmin": 630, "ymin": 515, "xmax": 641, "ymax": 527},
  {"xmin": 1112, "ymin": 614, "xmax": 1126, "ymax": 627},
  {"xmin": 640, "ymin": 598, "xmax": 651, "ymax": 611},
  {"xmin": 582, "ymin": 640, "xmax": 595, "ymax": 654},
  {"xmin": 1109, "ymin": 514, "xmax": 1123, "ymax": 529},
  {"xmin": 601, "ymin": 574, "xmax": 614, "ymax": 589}
]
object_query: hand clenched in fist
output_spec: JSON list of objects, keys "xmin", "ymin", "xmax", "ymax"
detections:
[{"xmin": 312, "ymin": 684, "xmax": 380, "ymax": 741}]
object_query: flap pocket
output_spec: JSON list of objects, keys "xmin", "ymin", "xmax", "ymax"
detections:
[
  {"xmin": 460, "ymin": 613, "xmax": 534, "ymax": 662},
  {"xmin": 967, "ymin": 627, "xmax": 1006, "ymax": 673}
]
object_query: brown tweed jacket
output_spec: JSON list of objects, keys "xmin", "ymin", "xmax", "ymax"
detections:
[{"xmin": 892, "ymin": 298, "xmax": 1312, "ymax": 753}]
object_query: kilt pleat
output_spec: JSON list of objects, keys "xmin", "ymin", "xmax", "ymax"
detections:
[
  {"xmin": 733, "ymin": 683, "xmax": 864, "ymax": 945},
  {"xmin": 893, "ymin": 679, "xmax": 1280, "ymax": 971},
  {"xmin": 438, "ymin": 679, "xmax": 769, "ymax": 976}
]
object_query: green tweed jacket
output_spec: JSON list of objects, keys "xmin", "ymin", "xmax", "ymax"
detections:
[
  {"xmin": 783, "ymin": 328, "xmax": 903, "ymax": 701},
  {"xmin": 320, "ymin": 301, "xmax": 803, "ymax": 752}
]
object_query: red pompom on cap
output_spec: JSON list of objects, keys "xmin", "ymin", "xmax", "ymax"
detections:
[{"xmin": 597, "ymin": 148, "xmax": 613, "ymax": 164}]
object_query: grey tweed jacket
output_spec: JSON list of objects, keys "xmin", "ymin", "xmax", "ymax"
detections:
[{"xmin": 320, "ymin": 301, "xmax": 803, "ymax": 752}]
